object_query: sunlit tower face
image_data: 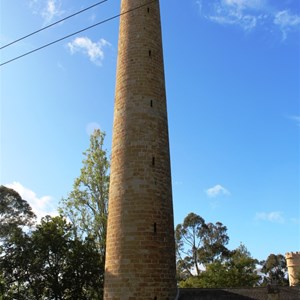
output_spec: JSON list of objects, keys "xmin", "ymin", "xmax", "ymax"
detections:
[{"xmin": 103, "ymin": 0, "xmax": 177, "ymax": 299}]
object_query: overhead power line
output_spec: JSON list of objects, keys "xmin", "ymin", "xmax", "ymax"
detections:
[
  {"xmin": 0, "ymin": 0, "xmax": 157, "ymax": 67},
  {"xmin": 0, "ymin": 0, "xmax": 109, "ymax": 50}
]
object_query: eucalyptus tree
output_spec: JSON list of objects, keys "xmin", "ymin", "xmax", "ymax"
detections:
[
  {"xmin": 261, "ymin": 254, "xmax": 288, "ymax": 286},
  {"xmin": 175, "ymin": 212, "xmax": 229, "ymax": 278},
  {"xmin": 179, "ymin": 243, "xmax": 260, "ymax": 288}
]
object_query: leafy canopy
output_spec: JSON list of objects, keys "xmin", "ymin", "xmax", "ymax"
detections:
[
  {"xmin": 59, "ymin": 129, "xmax": 109, "ymax": 257},
  {"xmin": 175, "ymin": 212, "xmax": 229, "ymax": 278},
  {"xmin": 261, "ymin": 254, "xmax": 288, "ymax": 286},
  {"xmin": 0, "ymin": 185, "xmax": 36, "ymax": 241},
  {"xmin": 1, "ymin": 214, "xmax": 104, "ymax": 299}
]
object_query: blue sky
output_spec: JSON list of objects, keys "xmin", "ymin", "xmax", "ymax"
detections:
[{"xmin": 1, "ymin": 0, "xmax": 299, "ymax": 262}]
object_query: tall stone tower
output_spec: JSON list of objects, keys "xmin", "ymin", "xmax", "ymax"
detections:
[
  {"xmin": 286, "ymin": 252, "xmax": 300, "ymax": 286},
  {"xmin": 104, "ymin": 0, "xmax": 177, "ymax": 299}
]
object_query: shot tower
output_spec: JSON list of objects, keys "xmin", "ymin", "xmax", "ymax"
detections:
[{"xmin": 104, "ymin": 0, "xmax": 177, "ymax": 299}]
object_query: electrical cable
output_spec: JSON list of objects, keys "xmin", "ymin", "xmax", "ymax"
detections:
[
  {"xmin": 0, "ymin": 0, "xmax": 157, "ymax": 67},
  {"xmin": 0, "ymin": 0, "xmax": 109, "ymax": 50}
]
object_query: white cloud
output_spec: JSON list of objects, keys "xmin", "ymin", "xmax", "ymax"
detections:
[
  {"xmin": 67, "ymin": 37, "xmax": 111, "ymax": 66},
  {"xmin": 43, "ymin": 0, "xmax": 61, "ymax": 22},
  {"xmin": 196, "ymin": 0, "xmax": 300, "ymax": 39},
  {"xmin": 223, "ymin": 0, "xmax": 265, "ymax": 10},
  {"xmin": 5, "ymin": 182, "xmax": 58, "ymax": 221},
  {"xmin": 255, "ymin": 211, "xmax": 285, "ymax": 223},
  {"xmin": 199, "ymin": 0, "xmax": 262, "ymax": 31},
  {"xmin": 207, "ymin": 0, "xmax": 260, "ymax": 31},
  {"xmin": 274, "ymin": 10, "xmax": 300, "ymax": 40},
  {"xmin": 196, "ymin": 1, "xmax": 203, "ymax": 14},
  {"xmin": 206, "ymin": 184, "xmax": 230, "ymax": 197},
  {"xmin": 209, "ymin": 12, "xmax": 257, "ymax": 31},
  {"xmin": 28, "ymin": 0, "xmax": 64, "ymax": 23},
  {"xmin": 274, "ymin": 10, "xmax": 300, "ymax": 28}
]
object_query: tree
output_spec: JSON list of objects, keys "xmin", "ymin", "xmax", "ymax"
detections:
[
  {"xmin": 0, "ymin": 274, "xmax": 4, "ymax": 300},
  {"xmin": 175, "ymin": 212, "xmax": 229, "ymax": 278},
  {"xmin": 31, "ymin": 216, "xmax": 72, "ymax": 299},
  {"xmin": 225, "ymin": 243, "xmax": 260, "ymax": 287},
  {"xmin": 175, "ymin": 213, "xmax": 261, "ymax": 288},
  {"xmin": 0, "ymin": 186, "xmax": 36, "ymax": 299},
  {"xmin": 0, "ymin": 215, "xmax": 104, "ymax": 299},
  {"xmin": 261, "ymin": 254, "xmax": 288, "ymax": 286},
  {"xmin": 31, "ymin": 216, "xmax": 103, "ymax": 299},
  {"xmin": 198, "ymin": 221, "xmax": 230, "ymax": 263},
  {"xmin": 179, "ymin": 261, "xmax": 229, "ymax": 288},
  {"xmin": 0, "ymin": 185, "xmax": 36, "ymax": 241},
  {"xmin": 0, "ymin": 228, "xmax": 35, "ymax": 299},
  {"xmin": 179, "ymin": 243, "xmax": 260, "ymax": 288},
  {"xmin": 59, "ymin": 129, "xmax": 109, "ymax": 257},
  {"xmin": 175, "ymin": 213, "xmax": 205, "ymax": 277}
]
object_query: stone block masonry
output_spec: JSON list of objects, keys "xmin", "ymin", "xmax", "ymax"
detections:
[
  {"xmin": 104, "ymin": 0, "xmax": 177, "ymax": 299},
  {"xmin": 286, "ymin": 252, "xmax": 300, "ymax": 286}
]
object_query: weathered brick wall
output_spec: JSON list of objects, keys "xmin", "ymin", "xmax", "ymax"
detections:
[{"xmin": 104, "ymin": 0, "xmax": 177, "ymax": 299}]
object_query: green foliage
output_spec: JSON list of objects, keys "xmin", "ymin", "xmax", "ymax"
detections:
[
  {"xmin": 0, "ymin": 186, "xmax": 36, "ymax": 299},
  {"xmin": 261, "ymin": 254, "xmax": 288, "ymax": 286},
  {"xmin": 178, "ymin": 243, "xmax": 260, "ymax": 288},
  {"xmin": 175, "ymin": 213, "xmax": 205, "ymax": 277},
  {"xmin": 175, "ymin": 212, "xmax": 229, "ymax": 278},
  {"xmin": 225, "ymin": 243, "xmax": 260, "ymax": 287},
  {"xmin": 199, "ymin": 221, "xmax": 230, "ymax": 263},
  {"xmin": 0, "ymin": 273, "xmax": 5, "ymax": 299},
  {"xmin": 178, "ymin": 262, "xmax": 229, "ymax": 288},
  {"xmin": 0, "ymin": 215, "xmax": 103, "ymax": 299},
  {"xmin": 175, "ymin": 213, "xmax": 261, "ymax": 288},
  {"xmin": 1, "ymin": 131, "xmax": 109, "ymax": 299},
  {"xmin": 59, "ymin": 129, "xmax": 109, "ymax": 258},
  {"xmin": 0, "ymin": 185, "xmax": 36, "ymax": 241}
]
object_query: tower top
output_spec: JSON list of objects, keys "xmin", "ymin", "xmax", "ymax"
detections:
[{"xmin": 285, "ymin": 252, "xmax": 300, "ymax": 259}]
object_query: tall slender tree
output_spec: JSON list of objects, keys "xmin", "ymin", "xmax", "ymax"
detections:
[{"xmin": 59, "ymin": 129, "xmax": 109, "ymax": 257}]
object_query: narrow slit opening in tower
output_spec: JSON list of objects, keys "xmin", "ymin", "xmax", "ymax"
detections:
[
  {"xmin": 154, "ymin": 223, "xmax": 157, "ymax": 234},
  {"xmin": 149, "ymin": 50, "xmax": 152, "ymax": 57},
  {"xmin": 152, "ymin": 157, "xmax": 155, "ymax": 166},
  {"xmin": 150, "ymin": 100, "xmax": 153, "ymax": 107},
  {"xmin": 147, "ymin": 7, "xmax": 150, "ymax": 13}
]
